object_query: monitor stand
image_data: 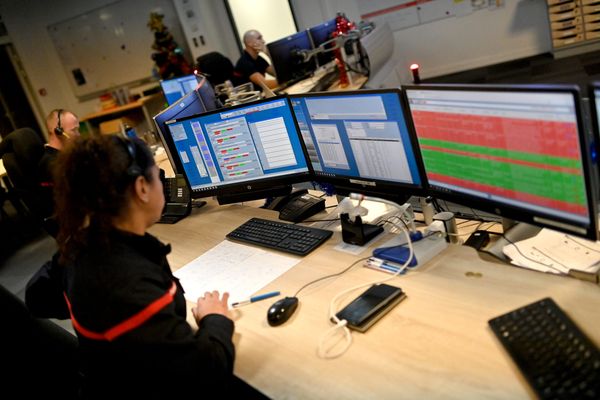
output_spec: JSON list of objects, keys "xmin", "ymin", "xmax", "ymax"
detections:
[
  {"xmin": 485, "ymin": 218, "xmax": 542, "ymax": 262},
  {"xmin": 216, "ymin": 185, "xmax": 292, "ymax": 205}
]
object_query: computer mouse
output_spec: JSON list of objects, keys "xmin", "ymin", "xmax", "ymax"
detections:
[{"xmin": 267, "ymin": 296, "xmax": 299, "ymax": 326}]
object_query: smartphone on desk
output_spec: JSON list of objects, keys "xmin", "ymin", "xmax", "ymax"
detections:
[{"xmin": 335, "ymin": 284, "xmax": 406, "ymax": 332}]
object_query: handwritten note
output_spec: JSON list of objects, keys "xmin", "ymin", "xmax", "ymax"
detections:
[{"xmin": 173, "ymin": 241, "xmax": 301, "ymax": 305}]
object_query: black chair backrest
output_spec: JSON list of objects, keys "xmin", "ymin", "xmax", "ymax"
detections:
[
  {"xmin": 0, "ymin": 128, "xmax": 46, "ymax": 217},
  {"xmin": 196, "ymin": 52, "xmax": 235, "ymax": 87},
  {"xmin": 0, "ymin": 128, "xmax": 44, "ymax": 189}
]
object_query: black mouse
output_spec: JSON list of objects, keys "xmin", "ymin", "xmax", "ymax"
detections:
[{"xmin": 267, "ymin": 296, "xmax": 299, "ymax": 326}]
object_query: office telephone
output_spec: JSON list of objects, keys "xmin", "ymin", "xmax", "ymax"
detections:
[
  {"xmin": 158, "ymin": 172, "xmax": 191, "ymax": 224},
  {"xmin": 266, "ymin": 189, "xmax": 326, "ymax": 223}
]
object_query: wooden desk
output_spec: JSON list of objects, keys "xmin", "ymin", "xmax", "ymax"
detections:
[
  {"xmin": 80, "ymin": 94, "xmax": 165, "ymax": 135},
  {"xmin": 281, "ymin": 71, "xmax": 368, "ymax": 95},
  {"xmin": 148, "ymin": 200, "xmax": 600, "ymax": 399}
]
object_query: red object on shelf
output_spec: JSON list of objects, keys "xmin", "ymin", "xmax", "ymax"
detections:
[{"xmin": 332, "ymin": 13, "xmax": 356, "ymax": 88}]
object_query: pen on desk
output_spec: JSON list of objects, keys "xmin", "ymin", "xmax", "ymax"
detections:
[
  {"xmin": 232, "ymin": 291, "xmax": 281, "ymax": 307},
  {"xmin": 366, "ymin": 257, "xmax": 405, "ymax": 274}
]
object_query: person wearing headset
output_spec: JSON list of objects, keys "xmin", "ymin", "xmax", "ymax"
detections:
[
  {"xmin": 25, "ymin": 135, "xmax": 266, "ymax": 397},
  {"xmin": 233, "ymin": 29, "xmax": 278, "ymax": 91},
  {"xmin": 37, "ymin": 109, "xmax": 80, "ymax": 220}
]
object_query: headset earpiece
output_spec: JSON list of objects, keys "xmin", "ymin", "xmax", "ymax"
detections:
[
  {"xmin": 117, "ymin": 136, "xmax": 143, "ymax": 177},
  {"xmin": 54, "ymin": 109, "xmax": 64, "ymax": 136}
]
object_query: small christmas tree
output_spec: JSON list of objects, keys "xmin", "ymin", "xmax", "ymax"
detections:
[{"xmin": 147, "ymin": 12, "xmax": 192, "ymax": 79}]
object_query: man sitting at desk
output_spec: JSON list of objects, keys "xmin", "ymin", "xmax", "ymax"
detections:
[
  {"xmin": 37, "ymin": 109, "xmax": 80, "ymax": 220},
  {"xmin": 234, "ymin": 29, "xmax": 278, "ymax": 91}
]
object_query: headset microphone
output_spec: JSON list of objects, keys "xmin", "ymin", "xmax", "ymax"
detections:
[{"xmin": 54, "ymin": 109, "xmax": 71, "ymax": 138}]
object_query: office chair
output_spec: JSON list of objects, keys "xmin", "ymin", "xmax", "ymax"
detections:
[
  {"xmin": 195, "ymin": 51, "xmax": 237, "ymax": 87},
  {"xmin": 1, "ymin": 283, "xmax": 80, "ymax": 397},
  {"xmin": 0, "ymin": 127, "xmax": 47, "ymax": 222}
]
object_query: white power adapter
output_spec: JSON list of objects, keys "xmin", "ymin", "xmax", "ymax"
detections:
[{"xmin": 425, "ymin": 220, "xmax": 446, "ymax": 236}]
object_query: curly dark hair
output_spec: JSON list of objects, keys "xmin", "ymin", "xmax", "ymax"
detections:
[{"xmin": 53, "ymin": 135, "xmax": 156, "ymax": 263}]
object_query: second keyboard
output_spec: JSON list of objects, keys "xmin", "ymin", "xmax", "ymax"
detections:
[{"xmin": 226, "ymin": 217, "xmax": 333, "ymax": 256}]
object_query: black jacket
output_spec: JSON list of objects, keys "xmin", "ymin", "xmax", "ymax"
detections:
[{"xmin": 26, "ymin": 229, "xmax": 235, "ymax": 398}]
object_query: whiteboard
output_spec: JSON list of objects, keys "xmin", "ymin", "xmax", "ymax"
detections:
[{"xmin": 48, "ymin": 0, "xmax": 187, "ymax": 98}]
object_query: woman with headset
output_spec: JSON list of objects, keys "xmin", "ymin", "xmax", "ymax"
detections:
[{"xmin": 26, "ymin": 135, "xmax": 264, "ymax": 398}]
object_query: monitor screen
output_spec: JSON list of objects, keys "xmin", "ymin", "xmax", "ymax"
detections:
[
  {"xmin": 308, "ymin": 18, "xmax": 337, "ymax": 67},
  {"xmin": 404, "ymin": 84, "xmax": 598, "ymax": 240},
  {"xmin": 267, "ymin": 30, "xmax": 316, "ymax": 85},
  {"xmin": 154, "ymin": 77, "xmax": 220, "ymax": 173},
  {"xmin": 164, "ymin": 96, "xmax": 311, "ymax": 202},
  {"xmin": 160, "ymin": 74, "xmax": 199, "ymax": 106},
  {"xmin": 289, "ymin": 89, "xmax": 425, "ymax": 202}
]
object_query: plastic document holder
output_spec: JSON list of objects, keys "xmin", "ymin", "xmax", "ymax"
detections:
[{"xmin": 373, "ymin": 245, "xmax": 418, "ymax": 267}]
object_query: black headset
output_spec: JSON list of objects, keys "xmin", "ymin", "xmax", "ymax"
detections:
[
  {"xmin": 54, "ymin": 109, "xmax": 64, "ymax": 135},
  {"xmin": 115, "ymin": 136, "xmax": 143, "ymax": 178}
]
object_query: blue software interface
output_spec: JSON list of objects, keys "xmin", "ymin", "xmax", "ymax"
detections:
[
  {"xmin": 165, "ymin": 98, "xmax": 309, "ymax": 194},
  {"xmin": 290, "ymin": 92, "xmax": 422, "ymax": 185},
  {"xmin": 160, "ymin": 74, "xmax": 199, "ymax": 105}
]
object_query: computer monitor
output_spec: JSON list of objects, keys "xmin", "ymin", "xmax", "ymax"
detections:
[
  {"xmin": 403, "ymin": 83, "xmax": 598, "ymax": 241},
  {"xmin": 289, "ymin": 89, "xmax": 426, "ymax": 203},
  {"xmin": 153, "ymin": 78, "xmax": 219, "ymax": 173},
  {"xmin": 308, "ymin": 18, "xmax": 337, "ymax": 67},
  {"xmin": 163, "ymin": 96, "xmax": 311, "ymax": 204},
  {"xmin": 160, "ymin": 74, "xmax": 199, "ymax": 106},
  {"xmin": 267, "ymin": 30, "xmax": 316, "ymax": 85}
]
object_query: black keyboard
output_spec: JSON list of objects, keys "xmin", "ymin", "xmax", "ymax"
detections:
[
  {"xmin": 488, "ymin": 298, "xmax": 600, "ymax": 399},
  {"xmin": 226, "ymin": 217, "xmax": 333, "ymax": 256}
]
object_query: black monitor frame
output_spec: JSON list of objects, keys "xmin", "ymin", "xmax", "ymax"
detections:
[
  {"xmin": 160, "ymin": 74, "xmax": 199, "ymax": 106},
  {"xmin": 153, "ymin": 90, "xmax": 207, "ymax": 174},
  {"xmin": 153, "ymin": 77, "xmax": 220, "ymax": 174},
  {"xmin": 586, "ymin": 82, "xmax": 600, "ymax": 190},
  {"xmin": 289, "ymin": 88, "xmax": 427, "ymax": 204},
  {"xmin": 308, "ymin": 18, "xmax": 337, "ymax": 67},
  {"xmin": 403, "ymin": 83, "xmax": 599, "ymax": 241},
  {"xmin": 267, "ymin": 30, "xmax": 316, "ymax": 85},
  {"xmin": 164, "ymin": 95, "xmax": 313, "ymax": 205}
]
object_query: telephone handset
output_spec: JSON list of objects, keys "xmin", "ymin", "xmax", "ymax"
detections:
[
  {"xmin": 164, "ymin": 174, "xmax": 191, "ymax": 204},
  {"xmin": 158, "ymin": 170, "xmax": 191, "ymax": 224},
  {"xmin": 266, "ymin": 189, "xmax": 326, "ymax": 223}
]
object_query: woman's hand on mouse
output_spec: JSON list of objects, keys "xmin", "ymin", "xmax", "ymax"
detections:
[{"xmin": 192, "ymin": 290, "xmax": 231, "ymax": 324}]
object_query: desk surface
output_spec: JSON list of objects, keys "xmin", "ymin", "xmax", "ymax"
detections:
[
  {"xmin": 80, "ymin": 94, "xmax": 163, "ymax": 122},
  {"xmin": 148, "ymin": 200, "xmax": 600, "ymax": 399},
  {"xmin": 281, "ymin": 71, "xmax": 368, "ymax": 95}
]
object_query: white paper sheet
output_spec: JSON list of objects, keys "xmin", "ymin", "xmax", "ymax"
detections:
[
  {"xmin": 174, "ymin": 241, "xmax": 301, "ymax": 305},
  {"xmin": 503, "ymin": 228, "xmax": 600, "ymax": 275}
]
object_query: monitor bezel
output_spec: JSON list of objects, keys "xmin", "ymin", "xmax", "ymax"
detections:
[
  {"xmin": 165, "ymin": 95, "xmax": 313, "ymax": 200},
  {"xmin": 403, "ymin": 83, "xmax": 599, "ymax": 240},
  {"xmin": 159, "ymin": 74, "xmax": 200, "ymax": 106},
  {"xmin": 267, "ymin": 30, "xmax": 316, "ymax": 85},
  {"xmin": 289, "ymin": 88, "xmax": 428, "ymax": 203},
  {"xmin": 153, "ymin": 88, "xmax": 207, "ymax": 174},
  {"xmin": 308, "ymin": 18, "xmax": 337, "ymax": 67}
]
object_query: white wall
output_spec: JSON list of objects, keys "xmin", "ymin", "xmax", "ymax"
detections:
[
  {"xmin": 0, "ymin": 0, "xmax": 118, "ymax": 126},
  {"xmin": 0, "ymin": 0, "xmax": 554, "ymax": 128},
  {"xmin": 228, "ymin": 0, "xmax": 296, "ymax": 46},
  {"xmin": 0, "ymin": 0, "xmax": 239, "ymax": 126},
  {"xmin": 390, "ymin": 0, "xmax": 552, "ymax": 80},
  {"xmin": 173, "ymin": 0, "xmax": 239, "ymax": 63}
]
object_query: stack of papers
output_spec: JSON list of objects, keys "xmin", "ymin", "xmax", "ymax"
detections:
[{"xmin": 502, "ymin": 228, "xmax": 600, "ymax": 276}]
